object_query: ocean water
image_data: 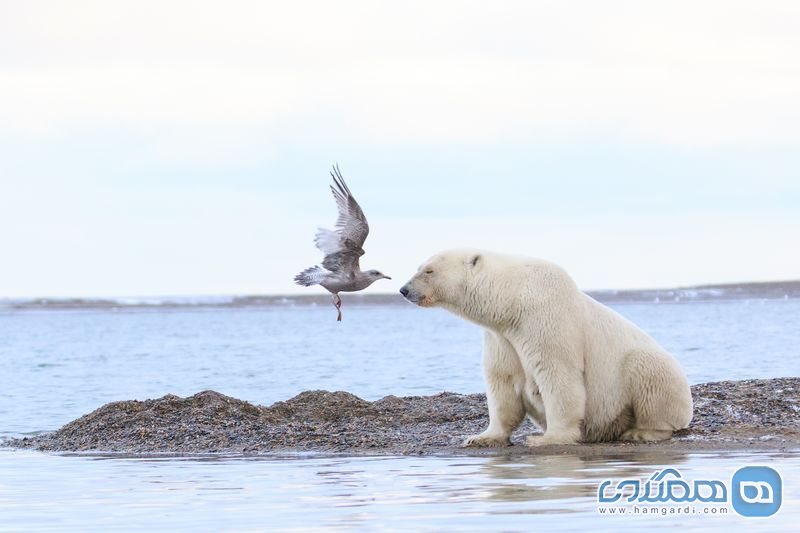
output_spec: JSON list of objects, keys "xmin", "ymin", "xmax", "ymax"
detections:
[{"xmin": 1, "ymin": 299, "xmax": 798, "ymax": 530}]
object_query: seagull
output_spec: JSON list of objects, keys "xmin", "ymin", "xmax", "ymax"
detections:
[{"xmin": 294, "ymin": 165, "xmax": 391, "ymax": 321}]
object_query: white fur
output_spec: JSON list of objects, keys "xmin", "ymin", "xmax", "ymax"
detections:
[{"xmin": 401, "ymin": 249, "xmax": 693, "ymax": 447}]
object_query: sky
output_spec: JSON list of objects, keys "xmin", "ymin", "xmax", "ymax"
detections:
[{"xmin": 1, "ymin": 1, "xmax": 799, "ymax": 298}]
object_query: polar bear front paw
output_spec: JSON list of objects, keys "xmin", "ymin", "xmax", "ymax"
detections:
[{"xmin": 462, "ymin": 432, "xmax": 511, "ymax": 448}]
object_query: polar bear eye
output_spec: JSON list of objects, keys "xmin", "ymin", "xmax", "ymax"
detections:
[{"xmin": 424, "ymin": 269, "xmax": 434, "ymax": 274}]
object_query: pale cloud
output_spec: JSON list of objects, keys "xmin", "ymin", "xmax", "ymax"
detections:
[
  {"xmin": 1, "ymin": 1, "xmax": 798, "ymax": 297},
  {"xmin": 2, "ymin": 1, "xmax": 799, "ymax": 146},
  {"xmin": 0, "ymin": 181, "xmax": 310, "ymax": 297},
  {"xmin": 370, "ymin": 213, "xmax": 800, "ymax": 293},
  {"xmin": 2, "ymin": 181, "xmax": 797, "ymax": 296}
]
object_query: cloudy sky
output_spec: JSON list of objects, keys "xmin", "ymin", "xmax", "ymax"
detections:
[{"xmin": 1, "ymin": 1, "xmax": 798, "ymax": 298}]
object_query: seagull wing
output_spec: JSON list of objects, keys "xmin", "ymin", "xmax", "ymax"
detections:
[
  {"xmin": 329, "ymin": 164, "xmax": 369, "ymax": 248},
  {"xmin": 321, "ymin": 248, "xmax": 361, "ymax": 276},
  {"xmin": 313, "ymin": 165, "xmax": 370, "ymax": 274}
]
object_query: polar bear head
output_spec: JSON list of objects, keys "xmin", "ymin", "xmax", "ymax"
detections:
[{"xmin": 399, "ymin": 249, "xmax": 483, "ymax": 309}]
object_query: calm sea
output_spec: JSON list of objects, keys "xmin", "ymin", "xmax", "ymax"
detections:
[{"xmin": 1, "ymin": 299, "xmax": 798, "ymax": 530}]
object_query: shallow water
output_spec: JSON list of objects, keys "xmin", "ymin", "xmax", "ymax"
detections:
[
  {"xmin": 1, "ymin": 449, "xmax": 797, "ymax": 530},
  {"xmin": 1, "ymin": 300, "xmax": 799, "ymax": 529},
  {"xmin": 1, "ymin": 300, "xmax": 799, "ymax": 438}
]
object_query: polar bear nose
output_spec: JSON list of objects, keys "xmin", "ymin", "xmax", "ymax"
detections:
[{"xmin": 400, "ymin": 286, "xmax": 410, "ymax": 297}]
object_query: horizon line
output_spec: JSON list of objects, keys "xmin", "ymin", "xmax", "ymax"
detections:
[{"xmin": 2, "ymin": 278, "xmax": 799, "ymax": 302}]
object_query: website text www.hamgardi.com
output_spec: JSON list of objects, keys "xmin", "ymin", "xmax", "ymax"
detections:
[
  {"xmin": 596, "ymin": 466, "xmax": 782, "ymax": 518},
  {"xmin": 598, "ymin": 505, "xmax": 729, "ymax": 515}
]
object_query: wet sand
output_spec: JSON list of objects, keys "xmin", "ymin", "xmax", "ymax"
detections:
[{"xmin": 5, "ymin": 378, "xmax": 799, "ymax": 456}]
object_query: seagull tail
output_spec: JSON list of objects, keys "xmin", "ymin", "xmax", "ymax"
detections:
[{"xmin": 294, "ymin": 266, "xmax": 327, "ymax": 287}]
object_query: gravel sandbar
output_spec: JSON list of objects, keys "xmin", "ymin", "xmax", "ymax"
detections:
[{"xmin": 5, "ymin": 378, "xmax": 800, "ymax": 456}]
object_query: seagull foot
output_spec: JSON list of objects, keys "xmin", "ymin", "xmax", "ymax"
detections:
[{"xmin": 332, "ymin": 294, "xmax": 342, "ymax": 322}]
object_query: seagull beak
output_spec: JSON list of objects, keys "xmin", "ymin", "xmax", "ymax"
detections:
[{"xmin": 383, "ymin": 275, "xmax": 392, "ymax": 280}]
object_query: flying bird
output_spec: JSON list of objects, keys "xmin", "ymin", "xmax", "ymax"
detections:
[{"xmin": 294, "ymin": 165, "xmax": 391, "ymax": 321}]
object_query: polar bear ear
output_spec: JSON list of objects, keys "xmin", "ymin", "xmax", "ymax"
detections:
[{"xmin": 468, "ymin": 254, "xmax": 481, "ymax": 268}]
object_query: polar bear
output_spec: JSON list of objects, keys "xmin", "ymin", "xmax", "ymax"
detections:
[{"xmin": 400, "ymin": 249, "xmax": 693, "ymax": 447}]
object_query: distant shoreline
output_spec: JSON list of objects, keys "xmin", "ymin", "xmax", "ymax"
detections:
[{"xmin": 2, "ymin": 280, "xmax": 799, "ymax": 310}]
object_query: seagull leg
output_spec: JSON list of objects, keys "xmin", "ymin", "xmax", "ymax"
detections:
[{"xmin": 333, "ymin": 294, "xmax": 342, "ymax": 322}]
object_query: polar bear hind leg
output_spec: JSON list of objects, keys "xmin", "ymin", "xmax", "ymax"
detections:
[{"xmin": 620, "ymin": 350, "xmax": 692, "ymax": 442}]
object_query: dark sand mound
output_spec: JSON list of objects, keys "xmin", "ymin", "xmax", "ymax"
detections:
[{"xmin": 6, "ymin": 378, "xmax": 800, "ymax": 455}]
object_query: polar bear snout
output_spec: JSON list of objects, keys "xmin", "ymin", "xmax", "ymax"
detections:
[
  {"xmin": 400, "ymin": 277, "xmax": 436, "ymax": 306},
  {"xmin": 400, "ymin": 283, "xmax": 425, "ymax": 305}
]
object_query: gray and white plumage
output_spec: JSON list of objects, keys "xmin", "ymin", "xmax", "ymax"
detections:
[{"xmin": 294, "ymin": 165, "xmax": 390, "ymax": 320}]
